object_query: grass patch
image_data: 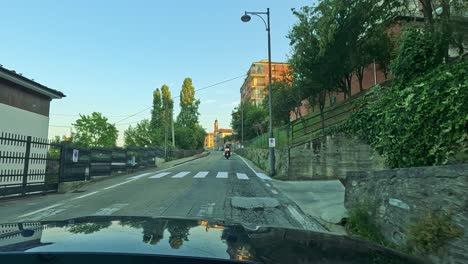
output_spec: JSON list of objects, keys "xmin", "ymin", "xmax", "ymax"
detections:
[
  {"xmin": 407, "ymin": 211, "xmax": 463, "ymax": 255},
  {"xmin": 346, "ymin": 203, "xmax": 386, "ymax": 244}
]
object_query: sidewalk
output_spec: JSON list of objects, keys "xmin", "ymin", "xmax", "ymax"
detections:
[
  {"xmin": 271, "ymin": 179, "xmax": 348, "ymax": 234},
  {"xmin": 235, "ymin": 152, "xmax": 347, "ymax": 234}
]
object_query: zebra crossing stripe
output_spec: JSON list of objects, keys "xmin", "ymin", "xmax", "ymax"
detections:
[
  {"xmin": 236, "ymin": 173, "xmax": 249, "ymax": 180},
  {"xmin": 216, "ymin": 172, "xmax": 228, "ymax": 178},
  {"xmin": 149, "ymin": 172, "xmax": 171, "ymax": 179},
  {"xmin": 193, "ymin": 171, "xmax": 209, "ymax": 178},
  {"xmin": 172, "ymin": 171, "xmax": 190, "ymax": 178},
  {"xmin": 256, "ymin": 173, "xmax": 272, "ymax": 180}
]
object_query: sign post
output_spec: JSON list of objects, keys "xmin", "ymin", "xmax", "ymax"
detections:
[
  {"xmin": 72, "ymin": 149, "xmax": 79, "ymax": 163},
  {"xmin": 268, "ymin": 138, "xmax": 276, "ymax": 148}
]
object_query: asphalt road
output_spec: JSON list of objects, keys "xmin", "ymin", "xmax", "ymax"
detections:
[{"xmin": 0, "ymin": 152, "xmax": 324, "ymax": 231}]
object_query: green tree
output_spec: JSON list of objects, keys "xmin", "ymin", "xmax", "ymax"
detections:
[
  {"xmin": 161, "ymin": 84, "xmax": 174, "ymax": 146},
  {"xmin": 174, "ymin": 123, "xmax": 206, "ymax": 150},
  {"xmin": 151, "ymin": 88, "xmax": 163, "ymax": 131},
  {"xmin": 72, "ymin": 112, "xmax": 118, "ymax": 147},
  {"xmin": 262, "ymin": 78, "xmax": 301, "ymax": 126},
  {"xmin": 177, "ymin": 78, "xmax": 200, "ymax": 129},
  {"xmin": 231, "ymin": 102, "xmax": 267, "ymax": 141},
  {"xmin": 124, "ymin": 119, "xmax": 154, "ymax": 147}
]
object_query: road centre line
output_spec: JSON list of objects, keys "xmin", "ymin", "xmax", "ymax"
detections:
[
  {"xmin": 103, "ymin": 179, "xmax": 136, "ymax": 190},
  {"xmin": 19, "ymin": 203, "xmax": 64, "ymax": 218},
  {"xmin": 72, "ymin": 191, "xmax": 99, "ymax": 200}
]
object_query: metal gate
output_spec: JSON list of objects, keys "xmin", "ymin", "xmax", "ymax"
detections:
[{"xmin": 0, "ymin": 132, "xmax": 61, "ymax": 199}]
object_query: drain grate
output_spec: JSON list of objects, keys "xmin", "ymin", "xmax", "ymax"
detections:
[{"xmin": 71, "ymin": 190, "xmax": 86, "ymax": 193}]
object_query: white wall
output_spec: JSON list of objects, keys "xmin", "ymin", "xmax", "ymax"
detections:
[
  {"xmin": 0, "ymin": 103, "xmax": 49, "ymax": 138},
  {"xmin": 0, "ymin": 103, "xmax": 49, "ymax": 184}
]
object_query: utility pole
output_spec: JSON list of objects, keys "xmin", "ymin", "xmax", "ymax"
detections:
[{"xmin": 171, "ymin": 111, "xmax": 175, "ymax": 147}]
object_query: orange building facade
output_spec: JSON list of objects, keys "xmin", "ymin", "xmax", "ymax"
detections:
[
  {"xmin": 240, "ymin": 60, "xmax": 291, "ymax": 106},
  {"xmin": 204, "ymin": 119, "xmax": 233, "ymax": 149}
]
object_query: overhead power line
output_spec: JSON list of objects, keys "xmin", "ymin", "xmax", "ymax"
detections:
[{"xmin": 114, "ymin": 74, "xmax": 246, "ymax": 125}]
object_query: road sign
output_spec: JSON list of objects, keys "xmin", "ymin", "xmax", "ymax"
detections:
[
  {"xmin": 269, "ymin": 138, "xmax": 275, "ymax": 148},
  {"xmin": 72, "ymin": 149, "xmax": 79, "ymax": 162}
]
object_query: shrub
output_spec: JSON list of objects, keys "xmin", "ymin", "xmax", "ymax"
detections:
[
  {"xmin": 407, "ymin": 211, "xmax": 462, "ymax": 255},
  {"xmin": 391, "ymin": 27, "xmax": 444, "ymax": 84}
]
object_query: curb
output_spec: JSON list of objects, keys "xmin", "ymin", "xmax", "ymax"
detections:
[{"xmin": 172, "ymin": 151, "xmax": 210, "ymax": 166}]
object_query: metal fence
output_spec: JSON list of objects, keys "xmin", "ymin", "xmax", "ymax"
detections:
[
  {"xmin": 1, "ymin": 131, "xmax": 204, "ymax": 199},
  {"xmin": 290, "ymin": 95, "xmax": 362, "ymax": 147},
  {"xmin": 0, "ymin": 132, "xmax": 61, "ymax": 199},
  {"xmin": 59, "ymin": 144, "xmax": 166, "ymax": 182},
  {"xmin": 243, "ymin": 125, "xmax": 291, "ymax": 149}
]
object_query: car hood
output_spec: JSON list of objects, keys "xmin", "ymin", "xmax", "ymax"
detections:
[{"xmin": 0, "ymin": 216, "xmax": 422, "ymax": 263}]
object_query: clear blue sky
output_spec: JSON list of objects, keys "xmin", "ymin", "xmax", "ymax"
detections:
[{"xmin": 1, "ymin": 0, "xmax": 312, "ymax": 144}]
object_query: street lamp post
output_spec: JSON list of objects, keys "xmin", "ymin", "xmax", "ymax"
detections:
[{"xmin": 241, "ymin": 8, "xmax": 275, "ymax": 176}]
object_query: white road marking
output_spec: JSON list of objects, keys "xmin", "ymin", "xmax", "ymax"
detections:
[
  {"xmin": 19, "ymin": 203, "xmax": 63, "ymax": 218},
  {"xmin": 236, "ymin": 173, "xmax": 249, "ymax": 180},
  {"xmin": 103, "ymin": 179, "xmax": 136, "ymax": 190},
  {"xmin": 72, "ymin": 191, "xmax": 98, "ymax": 200},
  {"xmin": 216, "ymin": 172, "xmax": 228, "ymax": 178},
  {"xmin": 93, "ymin": 204, "xmax": 128, "ymax": 216},
  {"xmin": 256, "ymin": 173, "xmax": 272, "ymax": 180},
  {"xmin": 286, "ymin": 205, "xmax": 323, "ymax": 231},
  {"xmin": 127, "ymin": 172, "xmax": 152, "ymax": 180},
  {"xmin": 271, "ymin": 189, "xmax": 279, "ymax": 194},
  {"xmin": 172, "ymin": 171, "xmax": 190, "ymax": 178},
  {"xmin": 238, "ymin": 155, "xmax": 271, "ymax": 180},
  {"xmin": 149, "ymin": 172, "xmax": 171, "ymax": 178},
  {"xmin": 265, "ymin": 183, "xmax": 271, "ymax": 187},
  {"xmin": 193, "ymin": 171, "xmax": 209, "ymax": 178}
]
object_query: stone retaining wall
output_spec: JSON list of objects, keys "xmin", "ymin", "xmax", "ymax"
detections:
[
  {"xmin": 289, "ymin": 134, "xmax": 387, "ymax": 180},
  {"xmin": 345, "ymin": 164, "xmax": 468, "ymax": 263},
  {"xmin": 235, "ymin": 148, "xmax": 289, "ymax": 178}
]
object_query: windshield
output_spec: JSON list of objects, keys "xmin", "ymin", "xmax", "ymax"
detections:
[{"xmin": 1, "ymin": 0, "xmax": 466, "ymax": 263}]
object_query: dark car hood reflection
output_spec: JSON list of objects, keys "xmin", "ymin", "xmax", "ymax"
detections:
[{"xmin": 0, "ymin": 216, "xmax": 423, "ymax": 263}]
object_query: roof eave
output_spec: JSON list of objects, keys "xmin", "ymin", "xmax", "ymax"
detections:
[{"xmin": 0, "ymin": 71, "xmax": 65, "ymax": 99}]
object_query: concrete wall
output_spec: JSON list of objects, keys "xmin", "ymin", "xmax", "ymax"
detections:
[
  {"xmin": 235, "ymin": 148, "xmax": 289, "ymax": 178},
  {"xmin": 288, "ymin": 134, "xmax": 387, "ymax": 180},
  {"xmin": 345, "ymin": 164, "xmax": 468, "ymax": 263},
  {"xmin": 237, "ymin": 134, "xmax": 386, "ymax": 180}
]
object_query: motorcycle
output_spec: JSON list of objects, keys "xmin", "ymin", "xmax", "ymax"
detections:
[{"xmin": 224, "ymin": 148, "xmax": 231, "ymax": 159}]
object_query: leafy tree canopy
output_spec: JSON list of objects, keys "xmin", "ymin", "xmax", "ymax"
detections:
[{"xmin": 72, "ymin": 112, "xmax": 118, "ymax": 147}]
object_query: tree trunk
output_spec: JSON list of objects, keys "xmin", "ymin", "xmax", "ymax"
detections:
[
  {"xmin": 356, "ymin": 66, "xmax": 364, "ymax": 92},
  {"xmin": 419, "ymin": 0, "xmax": 434, "ymax": 30},
  {"xmin": 318, "ymin": 91, "xmax": 326, "ymax": 135},
  {"xmin": 441, "ymin": 0, "xmax": 451, "ymax": 62}
]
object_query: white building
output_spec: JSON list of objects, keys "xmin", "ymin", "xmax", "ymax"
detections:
[
  {"xmin": 0, "ymin": 65, "xmax": 65, "ymax": 138},
  {"xmin": 0, "ymin": 65, "xmax": 65, "ymax": 186}
]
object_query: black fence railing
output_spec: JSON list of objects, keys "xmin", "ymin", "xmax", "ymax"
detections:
[
  {"xmin": 0, "ymin": 132, "xmax": 61, "ymax": 199},
  {"xmin": 59, "ymin": 144, "xmax": 167, "ymax": 182},
  {"xmin": 290, "ymin": 95, "xmax": 362, "ymax": 147},
  {"xmin": 1, "ymin": 131, "xmax": 204, "ymax": 199}
]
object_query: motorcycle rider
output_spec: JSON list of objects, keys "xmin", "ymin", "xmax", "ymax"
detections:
[{"xmin": 224, "ymin": 145, "xmax": 231, "ymax": 159}]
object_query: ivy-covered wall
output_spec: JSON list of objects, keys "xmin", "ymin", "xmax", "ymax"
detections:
[{"xmin": 335, "ymin": 60, "xmax": 468, "ymax": 168}]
